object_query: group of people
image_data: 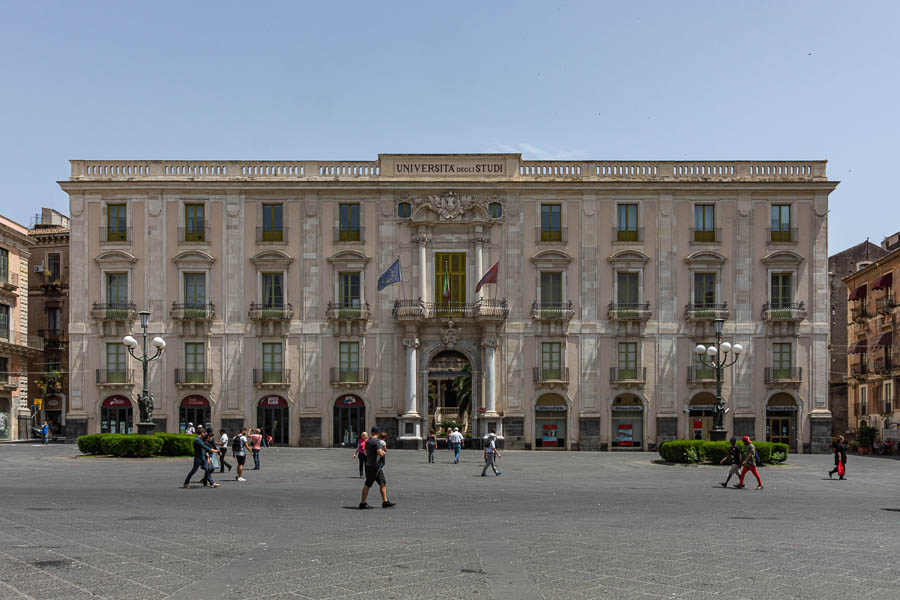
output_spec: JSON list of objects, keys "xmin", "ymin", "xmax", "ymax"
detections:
[
  {"xmin": 182, "ymin": 425, "xmax": 265, "ymax": 488},
  {"xmin": 356, "ymin": 426, "xmax": 395, "ymax": 509},
  {"xmin": 719, "ymin": 436, "xmax": 763, "ymax": 489}
]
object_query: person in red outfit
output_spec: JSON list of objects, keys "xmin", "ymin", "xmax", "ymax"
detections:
[{"xmin": 734, "ymin": 436, "xmax": 763, "ymax": 490}]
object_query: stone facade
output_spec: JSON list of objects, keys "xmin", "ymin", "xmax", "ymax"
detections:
[{"xmin": 60, "ymin": 155, "xmax": 837, "ymax": 451}]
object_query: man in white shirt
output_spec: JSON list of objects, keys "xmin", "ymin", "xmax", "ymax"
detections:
[
  {"xmin": 185, "ymin": 423, "xmax": 195, "ymax": 435},
  {"xmin": 217, "ymin": 430, "xmax": 232, "ymax": 473},
  {"xmin": 481, "ymin": 432, "xmax": 502, "ymax": 477},
  {"xmin": 449, "ymin": 427, "xmax": 464, "ymax": 464},
  {"xmin": 233, "ymin": 428, "xmax": 250, "ymax": 482}
]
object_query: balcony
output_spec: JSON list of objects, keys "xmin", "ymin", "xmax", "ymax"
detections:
[
  {"xmin": 0, "ymin": 329, "xmax": 45, "ymax": 354},
  {"xmin": 851, "ymin": 305, "xmax": 870, "ymax": 323},
  {"xmin": 257, "ymin": 227, "xmax": 288, "ymax": 243},
  {"xmin": 326, "ymin": 301, "xmax": 371, "ymax": 322},
  {"xmin": 0, "ymin": 271, "xmax": 19, "ymax": 292},
  {"xmin": 248, "ymin": 303, "xmax": 293, "ymax": 321},
  {"xmin": 608, "ymin": 302, "xmax": 652, "ymax": 322},
  {"xmin": 761, "ymin": 302, "xmax": 807, "ymax": 323},
  {"xmin": 0, "ymin": 372, "xmax": 18, "ymax": 392},
  {"xmin": 39, "ymin": 329, "xmax": 67, "ymax": 347},
  {"xmin": 610, "ymin": 367, "xmax": 646, "ymax": 387},
  {"xmin": 333, "ymin": 226, "xmax": 364, "ymax": 243},
  {"xmin": 99, "ymin": 227, "xmax": 132, "ymax": 243},
  {"xmin": 533, "ymin": 367, "xmax": 569, "ymax": 388},
  {"xmin": 96, "ymin": 369, "xmax": 135, "ymax": 388},
  {"xmin": 765, "ymin": 367, "xmax": 802, "ymax": 385},
  {"xmin": 876, "ymin": 294, "xmax": 896, "ymax": 314},
  {"xmin": 612, "ymin": 227, "xmax": 644, "ymax": 243},
  {"xmin": 170, "ymin": 302, "xmax": 215, "ymax": 321},
  {"xmin": 392, "ymin": 298, "xmax": 509, "ymax": 323},
  {"xmin": 531, "ymin": 301, "xmax": 575, "ymax": 322},
  {"xmin": 91, "ymin": 302, "xmax": 137, "ymax": 322},
  {"xmin": 177, "ymin": 226, "xmax": 211, "ymax": 243},
  {"xmin": 767, "ymin": 227, "xmax": 798, "ymax": 244},
  {"xmin": 535, "ymin": 227, "xmax": 568, "ymax": 243},
  {"xmin": 684, "ymin": 303, "xmax": 729, "ymax": 322},
  {"xmin": 874, "ymin": 357, "xmax": 893, "ymax": 375},
  {"xmin": 253, "ymin": 368, "xmax": 291, "ymax": 388},
  {"xmin": 175, "ymin": 369, "xmax": 213, "ymax": 389},
  {"xmin": 690, "ymin": 228, "xmax": 721, "ymax": 244},
  {"xmin": 850, "ymin": 362, "xmax": 869, "ymax": 379},
  {"xmin": 687, "ymin": 366, "xmax": 717, "ymax": 385},
  {"xmin": 330, "ymin": 367, "xmax": 369, "ymax": 388}
]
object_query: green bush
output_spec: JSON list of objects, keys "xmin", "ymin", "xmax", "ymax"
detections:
[
  {"xmin": 77, "ymin": 434, "xmax": 104, "ymax": 455},
  {"xmin": 100, "ymin": 434, "xmax": 127, "ymax": 456},
  {"xmin": 658, "ymin": 440, "xmax": 706, "ymax": 463},
  {"xmin": 702, "ymin": 441, "xmax": 732, "ymax": 464},
  {"xmin": 658, "ymin": 440, "xmax": 789, "ymax": 465},
  {"xmin": 155, "ymin": 433, "xmax": 194, "ymax": 456},
  {"xmin": 857, "ymin": 425, "xmax": 877, "ymax": 448},
  {"xmin": 117, "ymin": 435, "xmax": 163, "ymax": 457}
]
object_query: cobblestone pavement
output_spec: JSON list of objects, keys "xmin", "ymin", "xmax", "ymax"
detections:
[{"xmin": 0, "ymin": 444, "xmax": 898, "ymax": 599}]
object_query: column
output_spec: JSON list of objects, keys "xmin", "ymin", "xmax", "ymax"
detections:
[
  {"xmin": 403, "ymin": 337, "xmax": 419, "ymax": 416},
  {"xmin": 417, "ymin": 229, "xmax": 429, "ymax": 301},
  {"xmin": 483, "ymin": 339, "xmax": 497, "ymax": 416},
  {"xmin": 474, "ymin": 233, "xmax": 484, "ymax": 300}
]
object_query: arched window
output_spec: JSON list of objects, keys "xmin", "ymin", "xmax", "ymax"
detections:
[
  {"xmin": 489, "ymin": 202, "xmax": 503, "ymax": 218},
  {"xmin": 397, "ymin": 202, "xmax": 411, "ymax": 218}
]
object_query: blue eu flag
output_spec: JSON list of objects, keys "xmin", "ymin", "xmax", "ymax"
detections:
[{"xmin": 377, "ymin": 258, "xmax": 402, "ymax": 291}]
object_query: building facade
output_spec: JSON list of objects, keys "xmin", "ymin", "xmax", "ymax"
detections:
[
  {"xmin": 60, "ymin": 155, "xmax": 836, "ymax": 451},
  {"xmin": 0, "ymin": 215, "xmax": 40, "ymax": 440},
  {"xmin": 845, "ymin": 247, "xmax": 900, "ymax": 441},
  {"xmin": 27, "ymin": 208, "xmax": 71, "ymax": 438}
]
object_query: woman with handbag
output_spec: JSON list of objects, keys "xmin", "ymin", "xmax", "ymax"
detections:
[{"xmin": 829, "ymin": 435, "xmax": 847, "ymax": 480}]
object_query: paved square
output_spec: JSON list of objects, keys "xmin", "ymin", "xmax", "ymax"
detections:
[{"xmin": 0, "ymin": 445, "xmax": 897, "ymax": 599}]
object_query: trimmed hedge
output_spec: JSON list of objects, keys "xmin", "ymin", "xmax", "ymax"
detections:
[
  {"xmin": 658, "ymin": 440, "xmax": 789, "ymax": 465},
  {"xmin": 77, "ymin": 434, "xmax": 104, "ymax": 455},
  {"xmin": 155, "ymin": 433, "xmax": 194, "ymax": 456},
  {"xmin": 78, "ymin": 433, "xmax": 168, "ymax": 458}
]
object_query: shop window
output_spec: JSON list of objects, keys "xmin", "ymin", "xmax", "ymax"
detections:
[
  {"xmin": 397, "ymin": 202, "xmax": 411, "ymax": 218},
  {"xmin": 540, "ymin": 204, "xmax": 562, "ymax": 241},
  {"xmin": 489, "ymin": 202, "xmax": 503, "ymax": 218},
  {"xmin": 535, "ymin": 395, "xmax": 567, "ymax": 448}
]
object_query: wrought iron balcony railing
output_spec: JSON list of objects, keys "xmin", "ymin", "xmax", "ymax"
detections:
[
  {"xmin": 610, "ymin": 367, "xmax": 646, "ymax": 383},
  {"xmin": 91, "ymin": 302, "xmax": 137, "ymax": 321},
  {"xmin": 608, "ymin": 302, "xmax": 652, "ymax": 321},
  {"xmin": 533, "ymin": 367, "xmax": 569, "ymax": 382},
  {"xmin": 326, "ymin": 301, "xmax": 371, "ymax": 321},
  {"xmin": 684, "ymin": 303, "xmax": 729, "ymax": 321},
  {"xmin": 252, "ymin": 369, "xmax": 291, "ymax": 385},
  {"xmin": 175, "ymin": 369, "xmax": 212, "ymax": 385},
  {"xmin": 248, "ymin": 303, "xmax": 293, "ymax": 320},
  {"xmin": 392, "ymin": 298, "xmax": 509, "ymax": 321},
  {"xmin": 687, "ymin": 366, "xmax": 717, "ymax": 382},
  {"xmin": 531, "ymin": 301, "xmax": 575, "ymax": 321},
  {"xmin": 761, "ymin": 302, "xmax": 806, "ymax": 322},
  {"xmin": 96, "ymin": 369, "xmax": 135, "ymax": 385},
  {"xmin": 330, "ymin": 367, "xmax": 369, "ymax": 385},
  {"xmin": 170, "ymin": 302, "xmax": 215, "ymax": 321},
  {"xmin": 765, "ymin": 367, "xmax": 803, "ymax": 383}
]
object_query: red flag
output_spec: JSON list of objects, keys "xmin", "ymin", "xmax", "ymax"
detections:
[{"xmin": 475, "ymin": 261, "xmax": 499, "ymax": 293}]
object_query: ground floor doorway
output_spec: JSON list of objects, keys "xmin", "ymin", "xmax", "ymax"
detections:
[
  {"xmin": 535, "ymin": 394, "xmax": 567, "ymax": 448},
  {"xmin": 258, "ymin": 396, "xmax": 289, "ymax": 445},
  {"xmin": 688, "ymin": 392, "xmax": 716, "ymax": 440},
  {"xmin": 101, "ymin": 396, "xmax": 133, "ymax": 434},
  {"xmin": 0, "ymin": 397, "xmax": 10, "ymax": 440},
  {"xmin": 766, "ymin": 393, "xmax": 797, "ymax": 451},
  {"xmin": 333, "ymin": 395, "xmax": 365, "ymax": 447},
  {"xmin": 611, "ymin": 394, "xmax": 644, "ymax": 449},
  {"xmin": 428, "ymin": 350, "xmax": 471, "ymax": 435},
  {"xmin": 179, "ymin": 396, "xmax": 211, "ymax": 433}
]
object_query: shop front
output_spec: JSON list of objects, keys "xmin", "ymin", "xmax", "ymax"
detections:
[
  {"xmin": 766, "ymin": 393, "xmax": 797, "ymax": 451},
  {"xmin": 535, "ymin": 394, "xmax": 567, "ymax": 449},
  {"xmin": 333, "ymin": 394, "xmax": 365, "ymax": 447},
  {"xmin": 44, "ymin": 396, "xmax": 64, "ymax": 436},
  {"xmin": 611, "ymin": 394, "xmax": 644, "ymax": 449},
  {"xmin": 258, "ymin": 395, "xmax": 289, "ymax": 445},
  {"xmin": 101, "ymin": 395, "xmax": 133, "ymax": 434},
  {"xmin": 179, "ymin": 396, "xmax": 210, "ymax": 433},
  {"xmin": 688, "ymin": 393, "xmax": 716, "ymax": 440},
  {"xmin": 0, "ymin": 397, "xmax": 10, "ymax": 440}
]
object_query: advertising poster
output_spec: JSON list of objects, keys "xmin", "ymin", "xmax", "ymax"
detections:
[
  {"xmin": 542, "ymin": 424, "xmax": 558, "ymax": 447},
  {"xmin": 617, "ymin": 424, "xmax": 633, "ymax": 446}
]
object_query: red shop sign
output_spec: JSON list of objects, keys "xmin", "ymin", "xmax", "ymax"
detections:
[
  {"xmin": 181, "ymin": 396, "xmax": 210, "ymax": 408},
  {"xmin": 336, "ymin": 395, "xmax": 364, "ymax": 407},
  {"xmin": 261, "ymin": 396, "xmax": 288, "ymax": 407},
  {"xmin": 103, "ymin": 396, "xmax": 131, "ymax": 408}
]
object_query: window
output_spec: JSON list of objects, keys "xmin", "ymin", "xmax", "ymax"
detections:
[
  {"xmin": 0, "ymin": 356, "xmax": 8, "ymax": 378},
  {"xmin": 885, "ymin": 381, "xmax": 893, "ymax": 414},
  {"xmin": 107, "ymin": 204, "xmax": 127, "ymax": 241},
  {"xmin": 859, "ymin": 386, "xmax": 868, "ymax": 416},
  {"xmin": 770, "ymin": 204, "xmax": 792, "ymax": 242},
  {"xmin": 771, "ymin": 273, "xmax": 793, "ymax": 308},
  {"xmin": 617, "ymin": 272, "xmax": 639, "ymax": 305},
  {"xmin": 694, "ymin": 205, "xmax": 716, "ymax": 242},
  {"xmin": 694, "ymin": 272, "xmax": 716, "ymax": 307},
  {"xmin": 48, "ymin": 253, "xmax": 61, "ymax": 281},
  {"xmin": 0, "ymin": 304, "xmax": 8, "ymax": 340},
  {"xmin": 184, "ymin": 273, "xmax": 206, "ymax": 309},
  {"xmin": 434, "ymin": 253, "xmax": 466, "ymax": 308},
  {"xmin": 340, "ymin": 342, "xmax": 360, "ymax": 381},
  {"xmin": 262, "ymin": 204, "xmax": 283, "ymax": 242},
  {"xmin": 540, "ymin": 272, "xmax": 563, "ymax": 305},
  {"xmin": 339, "ymin": 272, "xmax": 361, "ymax": 307},
  {"xmin": 489, "ymin": 202, "xmax": 503, "ymax": 218},
  {"xmin": 397, "ymin": 202, "xmax": 411, "ymax": 218},
  {"xmin": 106, "ymin": 273, "xmax": 128, "ymax": 306},
  {"xmin": 617, "ymin": 342, "xmax": 638, "ymax": 379},
  {"xmin": 541, "ymin": 342, "xmax": 562, "ymax": 380},
  {"xmin": 0, "ymin": 248, "xmax": 8, "ymax": 282},
  {"xmin": 184, "ymin": 343, "xmax": 206, "ymax": 383},
  {"xmin": 48, "ymin": 308, "xmax": 61, "ymax": 333},
  {"xmin": 694, "ymin": 343, "xmax": 715, "ymax": 379},
  {"xmin": 262, "ymin": 273, "xmax": 284, "ymax": 308},
  {"xmin": 185, "ymin": 204, "xmax": 205, "ymax": 242},
  {"xmin": 339, "ymin": 203, "xmax": 360, "ymax": 241},
  {"xmin": 262, "ymin": 343, "xmax": 283, "ymax": 382},
  {"xmin": 617, "ymin": 204, "xmax": 639, "ymax": 241},
  {"xmin": 540, "ymin": 204, "xmax": 562, "ymax": 242},
  {"xmin": 106, "ymin": 343, "xmax": 127, "ymax": 383},
  {"xmin": 773, "ymin": 343, "xmax": 792, "ymax": 379}
]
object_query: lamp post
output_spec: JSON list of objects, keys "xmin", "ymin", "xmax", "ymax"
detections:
[
  {"xmin": 123, "ymin": 310, "xmax": 166, "ymax": 435},
  {"xmin": 694, "ymin": 318, "xmax": 743, "ymax": 442}
]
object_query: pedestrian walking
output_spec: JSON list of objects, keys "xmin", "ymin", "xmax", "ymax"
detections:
[
  {"xmin": 378, "ymin": 432, "xmax": 388, "ymax": 468},
  {"xmin": 40, "ymin": 420, "xmax": 50, "ymax": 445},
  {"xmin": 232, "ymin": 427, "xmax": 250, "ymax": 482},
  {"xmin": 829, "ymin": 435, "xmax": 848, "ymax": 480},
  {"xmin": 185, "ymin": 422, "xmax": 195, "ymax": 435},
  {"xmin": 359, "ymin": 426, "xmax": 395, "ymax": 509},
  {"xmin": 734, "ymin": 436, "xmax": 763, "ymax": 490},
  {"xmin": 449, "ymin": 427, "xmax": 464, "ymax": 463},
  {"xmin": 426, "ymin": 434, "xmax": 436, "ymax": 463},
  {"xmin": 481, "ymin": 432, "xmax": 502, "ymax": 477},
  {"xmin": 183, "ymin": 429, "xmax": 219, "ymax": 488},
  {"xmin": 354, "ymin": 432, "xmax": 368, "ymax": 477},
  {"xmin": 217, "ymin": 429, "xmax": 233, "ymax": 473},
  {"xmin": 249, "ymin": 428, "xmax": 262, "ymax": 470},
  {"xmin": 720, "ymin": 437, "xmax": 742, "ymax": 487},
  {"xmin": 446, "ymin": 429, "xmax": 453, "ymax": 454}
]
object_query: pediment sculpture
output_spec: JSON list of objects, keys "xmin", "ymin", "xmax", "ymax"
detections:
[{"xmin": 415, "ymin": 191, "xmax": 485, "ymax": 221}]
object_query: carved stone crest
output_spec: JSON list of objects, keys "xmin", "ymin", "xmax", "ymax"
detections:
[
  {"xmin": 441, "ymin": 320, "xmax": 459, "ymax": 348},
  {"xmin": 417, "ymin": 191, "xmax": 481, "ymax": 220}
]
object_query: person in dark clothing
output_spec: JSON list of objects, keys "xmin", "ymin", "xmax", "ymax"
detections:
[
  {"xmin": 426, "ymin": 434, "xmax": 436, "ymax": 463},
  {"xmin": 720, "ymin": 437, "xmax": 742, "ymax": 488},
  {"xmin": 183, "ymin": 432, "xmax": 219, "ymax": 488},
  {"xmin": 359, "ymin": 426, "xmax": 394, "ymax": 509},
  {"xmin": 829, "ymin": 435, "xmax": 848, "ymax": 480},
  {"xmin": 354, "ymin": 432, "xmax": 368, "ymax": 477}
]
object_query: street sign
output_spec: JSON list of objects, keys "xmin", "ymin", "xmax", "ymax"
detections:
[{"xmin": 32, "ymin": 398, "xmax": 42, "ymax": 409}]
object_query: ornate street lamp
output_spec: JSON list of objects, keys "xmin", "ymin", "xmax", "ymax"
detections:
[
  {"xmin": 123, "ymin": 310, "xmax": 166, "ymax": 435},
  {"xmin": 694, "ymin": 318, "xmax": 743, "ymax": 442}
]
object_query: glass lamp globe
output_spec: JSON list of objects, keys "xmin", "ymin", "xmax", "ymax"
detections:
[
  {"xmin": 695, "ymin": 344, "xmax": 706, "ymax": 355},
  {"xmin": 122, "ymin": 335, "xmax": 138, "ymax": 348},
  {"xmin": 732, "ymin": 344, "xmax": 744, "ymax": 355},
  {"xmin": 706, "ymin": 346, "xmax": 718, "ymax": 357},
  {"xmin": 151, "ymin": 336, "xmax": 167, "ymax": 349},
  {"xmin": 720, "ymin": 342, "xmax": 732, "ymax": 353}
]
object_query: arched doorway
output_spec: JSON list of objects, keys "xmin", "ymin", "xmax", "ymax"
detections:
[
  {"xmin": 333, "ymin": 394, "xmax": 365, "ymax": 447},
  {"xmin": 535, "ymin": 394, "xmax": 567, "ymax": 448},
  {"xmin": 0, "ymin": 396, "xmax": 10, "ymax": 440},
  {"xmin": 428, "ymin": 350, "xmax": 471, "ymax": 435},
  {"xmin": 688, "ymin": 393, "xmax": 717, "ymax": 440},
  {"xmin": 257, "ymin": 396, "xmax": 288, "ymax": 445},
  {"xmin": 101, "ymin": 396, "xmax": 133, "ymax": 434},
  {"xmin": 44, "ymin": 395, "xmax": 64, "ymax": 436},
  {"xmin": 179, "ymin": 396, "xmax": 210, "ymax": 433},
  {"xmin": 766, "ymin": 393, "xmax": 797, "ymax": 451},
  {"xmin": 611, "ymin": 394, "xmax": 644, "ymax": 449}
]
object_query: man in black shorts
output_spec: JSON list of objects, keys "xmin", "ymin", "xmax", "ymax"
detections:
[{"xmin": 359, "ymin": 426, "xmax": 395, "ymax": 509}]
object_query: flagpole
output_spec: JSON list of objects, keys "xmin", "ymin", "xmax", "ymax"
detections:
[{"xmin": 398, "ymin": 256, "xmax": 406, "ymax": 300}]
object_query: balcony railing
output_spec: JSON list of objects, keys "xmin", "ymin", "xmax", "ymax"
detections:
[
  {"xmin": 257, "ymin": 227, "xmax": 288, "ymax": 242},
  {"xmin": 850, "ymin": 362, "xmax": 869, "ymax": 378},
  {"xmin": 761, "ymin": 302, "xmax": 806, "ymax": 322},
  {"xmin": 874, "ymin": 357, "xmax": 893, "ymax": 374},
  {"xmin": 333, "ymin": 226, "xmax": 364, "ymax": 243},
  {"xmin": 535, "ymin": 227, "xmax": 568, "ymax": 243},
  {"xmin": 248, "ymin": 303, "xmax": 293, "ymax": 320},
  {"xmin": 325, "ymin": 301, "xmax": 371, "ymax": 321},
  {"xmin": 533, "ymin": 367, "xmax": 569, "ymax": 383},
  {"xmin": 0, "ymin": 329, "xmax": 46, "ymax": 351},
  {"xmin": 0, "ymin": 271, "xmax": 19, "ymax": 290},
  {"xmin": 767, "ymin": 227, "xmax": 798, "ymax": 243},
  {"xmin": 330, "ymin": 367, "xmax": 370, "ymax": 385},
  {"xmin": 608, "ymin": 302, "xmax": 652, "ymax": 321},
  {"xmin": 684, "ymin": 303, "xmax": 729, "ymax": 321},
  {"xmin": 39, "ymin": 329, "xmax": 67, "ymax": 345},
  {"xmin": 175, "ymin": 369, "xmax": 212, "ymax": 385},
  {"xmin": 531, "ymin": 301, "xmax": 575, "ymax": 321},
  {"xmin": 96, "ymin": 369, "xmax": 135, "ymax": 385},
  {"xmin": 177, "ymin": 226, "xmax": 211, "ymax": 243},
  {"xmin": 392, "ymin": 298, "xmax": 509, "ymax": 321},
  {"xmin": 687, "ymin": 366, "xmax": 717, "ymax": 382},
  {"xmin": 690, "ymin": 228, "xmax": 721, "ymax": 243},
  {"xmin": 252, "ymin": 369, "xmax": 291, "ymax": 385},
  {"xmin": 765, "ymin": 367, "xmax": 802, "ymax": 383},
  {"xmin": 851, "ymin": 305, "xmax": 870, "ymax": 322},
  {"xmin": 876, "ymin": 294, "xmax": 896, "ymax": 313},
  {"xmin": 612, "ymin": 227, "xmax": 644, "ymax": 243},
  {"xmin": 99, "ymin": 227, "xmax": 132, "ymax": 243},
  {"xmin": 0, "ymin": 372, "xmax": 17, "ymax": 389},
  {"xmin": 610, "ymin": 367, "xmax": 646, "ymax": 383},
  {"xmin": 91, "ymin": 302, "xmax": 137, "ymax": 321},
  {"xmin": 170, "ymin": 302, "xmax": 215, "ymax": 321}
]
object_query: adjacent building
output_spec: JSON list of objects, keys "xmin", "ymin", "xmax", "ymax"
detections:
[{"xmin": 59, "ymin": 155, "xmax": 836, "ymax": 451}]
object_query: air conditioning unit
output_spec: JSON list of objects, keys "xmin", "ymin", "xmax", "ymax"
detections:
[{"xmin": 34, "ymin": 265, "xmax": 44, "ymax": 273}]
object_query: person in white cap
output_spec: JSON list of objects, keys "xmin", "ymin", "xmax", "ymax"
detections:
[
  {"xmin": 185, "ymin": 422, "xmax": 195, "ymax": 435},
  {"xmin": 481, "ymin": 432, "xmax": 502, "ymax": 477},
  {"xmin": 449, "ymin": 427, "xmax": 464, "ymax": 463}
]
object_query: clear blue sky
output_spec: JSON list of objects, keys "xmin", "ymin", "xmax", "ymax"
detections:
[{"xmin": 1, "ymin": 0, "xmax": 897, "ymax": 253}]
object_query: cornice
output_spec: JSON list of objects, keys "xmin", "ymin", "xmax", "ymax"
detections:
[{"xmin": 843, "ymin": 247, "xmax": 900, "ymax": 285}]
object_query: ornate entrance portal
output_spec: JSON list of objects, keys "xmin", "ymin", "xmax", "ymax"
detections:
[{"xmin": 428, "ymin": 350, "xmax": 471, "ymax": 435}]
